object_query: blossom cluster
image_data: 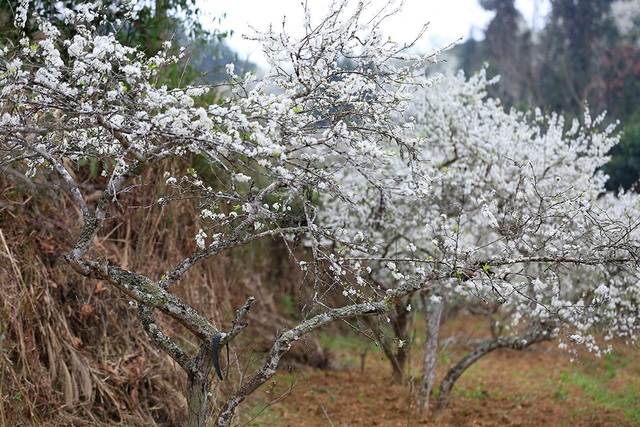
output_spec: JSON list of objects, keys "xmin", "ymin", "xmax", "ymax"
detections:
[
  {"xmin": 321, "ymin": 69, "xmax": 640, "ymax": 349},
  {"xmin": 2, "ymin": 1, "xmax": 638, "ymax": 355}
]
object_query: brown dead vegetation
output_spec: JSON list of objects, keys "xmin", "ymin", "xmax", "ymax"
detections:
[
  {"xmin": 2, "ymin": 167, "xmax": 638, "ymax": 427},
  {"xmin": 0, "ymin": 166, "xmax": 322, "ymax": 426}
]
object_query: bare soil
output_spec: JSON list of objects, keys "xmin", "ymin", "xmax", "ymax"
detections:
[{"xmin": 243, "ymin": 339, "xmax": 639, "ymax": 427}]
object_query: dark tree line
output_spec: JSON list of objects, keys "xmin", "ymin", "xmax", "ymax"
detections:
[{"xmin": 456, "ymin": 0, "xmax": 640, "ymax": 191}]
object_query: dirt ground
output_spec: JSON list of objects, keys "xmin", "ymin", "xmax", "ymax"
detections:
[{"xmin": 241, "ymin": 338, "xmax": 639, "ymax": 427}]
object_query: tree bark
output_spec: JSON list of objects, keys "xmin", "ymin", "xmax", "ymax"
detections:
[
  {"xmin": 417, "ymin": 295, "xmax": 445, "ymax": 415},
  {"xmin": 186, "ymin": 346, "xmax": 213, "ymax": 427},
  {"xmin": 186, "ymin": 380, "xmax": 208, "ymax": 427}
]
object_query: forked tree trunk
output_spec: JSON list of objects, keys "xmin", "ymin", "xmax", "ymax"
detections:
[{"xmin": 417, "ymin": 295, "xmax": 445, "ymax": 416}]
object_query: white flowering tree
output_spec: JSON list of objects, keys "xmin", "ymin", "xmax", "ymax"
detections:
[
  {"xmin": 3, "ymin": 0, "xmax": 640, "ymax": 425},
  {"xmin": 0, "ymin": 1, "xmax": 447, "ymax": 425},
  {"xmin": 320, "ymin": 68, "xmax": 640, "ymax": 411}
]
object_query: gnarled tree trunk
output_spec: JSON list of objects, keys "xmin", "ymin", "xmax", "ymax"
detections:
[{"xmin": 434, "ymin": 320, "xmax": 558, "ymax": 412}]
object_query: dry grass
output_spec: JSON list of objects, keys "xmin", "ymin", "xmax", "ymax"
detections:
[
  {"xmin": 0, "ymin": 174, "xmax": 188, "ymax": 426},
  {"xmin": 0, "ymin": 166, "xmax": 312, "ymax": 426}
]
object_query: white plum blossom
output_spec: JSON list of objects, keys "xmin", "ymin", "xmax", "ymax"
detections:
[
  {"xmin": 14, "ymin": 1, "xmax": 29, "ymax": 28},
  {"xmin": 232, "ymin": 173, "xmax": 252, "ymax": 183},
  {"xmin": 1, "ymin": 1, "xmax": 639, "ymax": 424},
  {"xmin": 225, "ymin": 63, "xmax": 235, "ymax": 77},
  {"xmin": 320, "ymin": 68, "xmax": 640, "ymax": 351},
  {"xmin": 195, "ymin": 229, "xmax": 207, "ymax": 250}
]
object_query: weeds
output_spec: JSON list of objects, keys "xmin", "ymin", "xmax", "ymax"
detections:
[
  {"xmin": 556, "ymin": 352, "xmax": 640, "ymax": 424},
  {"xmin": 454, "ymin": 380, "xmax": 488, "ymax": 400}
]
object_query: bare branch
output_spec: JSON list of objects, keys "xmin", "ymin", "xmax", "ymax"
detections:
[
  {"xmin": 28, "ymin": 144, "xmax": 90, "ymax": 217},
  {"xmin": 434, "ymin": 320, "xmax": 559, "ymax": 412},
  {"xmin": 66, "ymin": 257, "xmax": 218, "ymax": 341},
  {"xmin": 225, "ymin": 296, "xmax": 256, "ymax": 343},
  {"xmin": 138, "ymin": 305, "xmax": 191, "ymax": 372},
  {"xmin": 216, "ymin": 279, "xmax": 427, "ymax": 424}
]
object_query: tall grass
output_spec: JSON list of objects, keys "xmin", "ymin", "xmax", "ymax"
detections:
[{"xmin": 0, "ymin": 163, "xmax": 315, "ymax": 425}]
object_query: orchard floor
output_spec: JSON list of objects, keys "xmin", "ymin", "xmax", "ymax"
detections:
[{"xmin": 242, "ymin": 336, "xmax": 640, "ymax": 427}]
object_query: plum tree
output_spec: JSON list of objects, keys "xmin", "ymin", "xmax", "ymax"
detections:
[
  {"xmin": 0, "ymin": 1, "xmax": 439, "ymax": 425},
  {"xmin": 321, "ymin": 68, "xmax": 640, "ymax": 410},
  {"xmin": 1, "ymin": 0, "xmax": 639, "ymax": 425}
]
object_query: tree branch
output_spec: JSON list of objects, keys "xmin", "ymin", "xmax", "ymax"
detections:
[
  {"xmin": 159, "ymin": 226, "xmax": 308, "ymax": 289},
  {"xmin": 66, "ymin": 257, "xmax": 218, "ymax": 341},
  {"xmin": 224, "ymin": 296, "xmax": 256, "ymax": 343},
  {"xmin": 138, "ymin": 305, "xmax": 191, "ymax": 372},
  {"xmin": 216, "ymin": 279, "xmax": 427, "ymax": 425},
  {"xmin": 28, "ymin": 144, "xmax": 90, "ymax": 218},
  {"xmin": 434, "ymin": 320, "xmax": 559, "ymax": 412}
]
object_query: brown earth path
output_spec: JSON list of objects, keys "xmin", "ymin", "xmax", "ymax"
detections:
[{"xmin": 240, "ymin": 340, "xmax": 639, "ymax": 427}]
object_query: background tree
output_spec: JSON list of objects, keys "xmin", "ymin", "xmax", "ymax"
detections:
[
  {"xmin": 478, "ymin": 0, "xmax": 535, "ymax": 105},
  {"xmin": 452, "ymin": 0, "xmax": 640, "ymax": 192},
  {"xmin": 320, "ymin": 68, "xmax": 640, "ymax": 411},
  {"xmin": 539, "ymin": 0, "xmax": 618, "ymax": 113}
]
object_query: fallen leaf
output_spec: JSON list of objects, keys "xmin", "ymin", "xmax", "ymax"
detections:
[{"xmin": 79, "ymin": 304, "xmax": 94, "ymax": 322}]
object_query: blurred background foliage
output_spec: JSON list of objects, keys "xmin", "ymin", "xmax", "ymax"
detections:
[{"xmin": 455, "ymin": 0, "xmax": 640, "ymax": 192}]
